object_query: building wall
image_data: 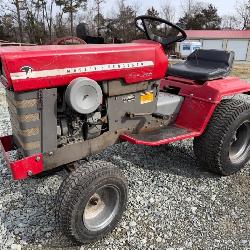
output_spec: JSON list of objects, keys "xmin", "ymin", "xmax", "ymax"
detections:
[
  {"xmin": 226, "ymin": 39, "xmax": 250, "ymax": 61},
  {"xmin": 175, "ymin": 39, "xmax": 201, "ymax": 53},
  {"xmin": 180, "ymin": 37, "xmax": 250, "ymax": 61},
  {"xmin": 222, "ymin": 39, "xmax": 227, "ymax": 50},
  {"xmin": 246, "ymin": 40, "xmax": 250, "ymax": 61}
]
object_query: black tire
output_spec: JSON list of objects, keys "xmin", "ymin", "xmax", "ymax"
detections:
[
  {"xmin": 56, "ymin": 161, "xmax": 128, "ymax": 244},
  {"xmin": 194, "ymin": 99, "xmax": 250, "ymax": 176}
]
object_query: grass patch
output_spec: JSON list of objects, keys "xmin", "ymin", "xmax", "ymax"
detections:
[{"xmin": 231, "ymin": 64, "xmax": 250, "ymax": 80}]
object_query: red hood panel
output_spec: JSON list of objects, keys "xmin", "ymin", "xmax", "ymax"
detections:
[{"xmin": 0, "ymin": 41, "xmax": 168, "ymax": 92}]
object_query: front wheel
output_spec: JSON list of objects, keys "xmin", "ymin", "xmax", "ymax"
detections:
[
  {"xmin": 56, "ymin": 161, "xmax": 128, "ymax": 244},
  {"xmin": 194, "ymin": 99, "xmax": 250, "ymax": 176}
]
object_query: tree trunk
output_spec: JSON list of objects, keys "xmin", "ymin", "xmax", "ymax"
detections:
[
  {"xmin": 70, "ymin": 11, "xmax": 73, "ymax": 36},
  {"xmin": 15, "ymin": 0, "xmax": 23, "ymax": 42},
  {"xmin": 42, "ymin": 2, "xmax": 46, "ymax": 41},
  {"xmin": 49, "ymin": 1, "xmax": 53, "ymax": 41},
  {"xmin": 97, "ymin": 0, "xmax": 100, "ymax": 36},
  {"xmin": 70, "ymin": 0, "xmax": 73, "ymax": 36},
  {"xmin": 49, "ymin": 18, "xmax": 52, "ymax": 41},
  {"xmin": 44, "ymin": 0, "xmax": 53, "ymax": 42}
]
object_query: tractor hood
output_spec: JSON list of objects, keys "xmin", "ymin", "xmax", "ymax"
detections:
[{"xmin": 0, "ymin": 40, "xmax": 168, "ymax": 92}]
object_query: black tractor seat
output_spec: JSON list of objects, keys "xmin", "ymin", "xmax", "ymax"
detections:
[{"xmin": 168, "ymin": 49, "xmax": 235, "ymax": 82}]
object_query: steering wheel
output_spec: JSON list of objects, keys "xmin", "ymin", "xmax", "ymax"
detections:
[
  {"xmin": 50, "ymin": 36, "xmax": 87, "ymax": 45},
  {"xmin": 135, "ymin": 15, "xmax": 187, "ymax": 46}
]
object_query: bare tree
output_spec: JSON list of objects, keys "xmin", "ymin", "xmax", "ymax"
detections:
[
  {"xmin": 54, "ymin": 12, "xmax": 70, "ymax": 37},
  {"xmin": 130, "ymin": 0, "xmax": 141, "ymax": 15},
  {"xmin": 0, "ymin": 14, "xmax": 17, "ymax": 41},
  {"xmin": 180, "ymin": 0, "xmax": 194, "ymax": 15},
  {"xmin": 43, "ymin": 0, "xmax": 55, "ymax": 41},
  {"xmin": 131, "ymin": 0, "xmax": 141, "ymax": 38},
  {"xmin": 30, "ymin": 0, "xmax": 55, "ymax": 42},
  {"xmin": 12, "ymin": 0, "xmax": 25, "ymax": 42},
  {"xmin": 221, "ymin": 15, "xmax": 241, "ymax": 29},
  {"xmin": 80, "ymin": 1, "xmax": 96, "ymax": 35},
  {"xmin": 114, "ymin": 0, "xmax": 137, "ymax": 42},
  {"xmin": 180, "ymin": 0, "xmax": 207, "ymax": 16},
  {"xmin": 161, "ymin": 0, "xmax": 175, "ymax": 22},
  {"xmin": 55, "ymin": 0, "xmax": 87, "ymax": 36},
  {"xmin": 236, "ymin": 0, "xmax": 250, "ymax": 29},
  {"xmin": 94, "ymin": 0, "xmax": 105, "ymax": 36}
]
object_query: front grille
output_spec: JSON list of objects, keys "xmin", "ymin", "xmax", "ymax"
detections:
[{"xmin": 6, "ymin": 90, "xmax": 42, "ymax": 156}]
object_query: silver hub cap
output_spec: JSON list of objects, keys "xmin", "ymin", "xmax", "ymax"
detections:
[
  {"xmin": 229, "ymin": 121, "xmax": 250, "ymax": 164},
  {"xmin": 83, "ymin": 185, "xmax": 120, "ymax": 231}
]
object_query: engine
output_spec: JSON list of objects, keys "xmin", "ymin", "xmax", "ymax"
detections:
[
  {"xmin": 56, "ymin": 77, "xmax": 159, "ymax": 147},
  {"xmin": 6, "ymin": 76, "xmax": 183, "ymax": 157},
  {"xmin": 56, "ymin": 104, "xmax": 105, "ymax": 147},
  {"xmin": 56, "ymin": 78, "xmax": 105, "ymax": 147}
]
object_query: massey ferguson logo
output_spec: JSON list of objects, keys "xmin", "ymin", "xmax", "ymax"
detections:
[
  {"xmin": 10, "ymin": 61, "xmax": 154, "ymax": 80},
  {"xmin": 21, "ymin": 66, "xmax": 33, "ymax": 77}
]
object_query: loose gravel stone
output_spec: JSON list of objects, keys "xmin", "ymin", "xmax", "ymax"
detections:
[
  {"xmin": 0, "ymin": 87, "xmax": 249, "ymax": 249},
  {"xmin": 11, "ymin": 244, "xmax": 22, "ymax": 250}
]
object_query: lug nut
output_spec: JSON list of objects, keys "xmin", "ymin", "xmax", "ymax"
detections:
[{"xmin": 90, "ymin": 197, "xmax": 99, "ymax": 206}]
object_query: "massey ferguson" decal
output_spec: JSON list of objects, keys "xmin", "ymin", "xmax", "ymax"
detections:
[{"xmin": 10, "ymin": 61, "xmax": 154, "ymax": 81}]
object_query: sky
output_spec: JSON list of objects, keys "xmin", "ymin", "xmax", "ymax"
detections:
[{"xmin": 103, "ymin": 0, "xmax": 237, "ymax": 19}]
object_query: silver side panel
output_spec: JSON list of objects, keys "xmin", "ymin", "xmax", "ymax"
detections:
[{"xmin": 155, "ymin": 92, "xmax": 184, "ymax": 117}]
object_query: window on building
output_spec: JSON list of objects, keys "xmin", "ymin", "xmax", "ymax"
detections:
[{"xmin": 183, "ymin": 45, "xmax": 191, "ymax": 50}]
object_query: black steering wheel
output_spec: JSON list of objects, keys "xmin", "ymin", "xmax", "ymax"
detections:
[{"xmin": 135, "ymin": 15, "xmax": 187, "ymax": 46}]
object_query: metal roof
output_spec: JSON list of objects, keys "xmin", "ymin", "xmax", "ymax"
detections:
[{"xmin": 185, "ymin": 30, "xmax": 250, "ymax": 39}]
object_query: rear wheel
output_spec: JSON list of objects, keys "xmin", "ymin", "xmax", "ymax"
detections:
[
  {"xmin": 194, "ymin": 99, "xmax": 250, "ymax": 176},
  {"xmin": 56, "ymin": 161, "xmax": 128, "ymax": 244}
]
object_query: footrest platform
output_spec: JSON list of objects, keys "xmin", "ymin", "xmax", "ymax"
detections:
[{"xmin": 120, "ymin": 125, "xmax": 199, "ymax": 146}]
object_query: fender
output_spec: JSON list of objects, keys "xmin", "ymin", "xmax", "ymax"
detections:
[{"xmin": 161, "ymin": 76, "xmax": 250, "ymax": 134}]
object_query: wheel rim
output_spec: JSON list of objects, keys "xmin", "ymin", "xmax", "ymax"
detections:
[
  {"xmin": 229, "ymin": 121, "xmax": 250, "ymax": 164},
  {"xmin": 83, "ymin": 185, "xmax": 120, "ymax": 232}
]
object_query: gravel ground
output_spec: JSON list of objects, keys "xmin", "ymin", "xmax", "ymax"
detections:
[{"xmin": 0, "ymin": 87, "xmax": 249, "ymax": 250}]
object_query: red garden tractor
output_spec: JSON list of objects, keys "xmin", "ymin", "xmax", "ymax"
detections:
[{"xmin": 0, "ymin": 16, "xmax": 250, "ymax": 244}]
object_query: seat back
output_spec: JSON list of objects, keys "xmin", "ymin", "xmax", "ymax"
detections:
[
  {"xmin": 167, "ymin": 49, "xmax": 235, "ymax": 82},
  {"xmin": 187, "ymin": 49, "xmax": 235, "ymax": 70}
]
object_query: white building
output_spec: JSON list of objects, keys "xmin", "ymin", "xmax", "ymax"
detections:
[
  {"xmin": 176, "ymin": 30, "xmax": 250, "ymax": 61},
  {"xmin": 179, "ymin": 41, "xmax": 202, "ymax": 58}
]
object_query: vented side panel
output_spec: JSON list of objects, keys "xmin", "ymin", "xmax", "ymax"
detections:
[
  {"xmin": 6, "ymin": 90, "xmax": 41, "ymax": 156},
  {"xmin": 6, "ymin": 89, "xmax": 57, "ymax": 156}
]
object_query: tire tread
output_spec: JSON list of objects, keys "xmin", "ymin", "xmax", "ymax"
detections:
[
  {"xmin": 56, "ymin": 160, "xmax": 127, "ymax": 244},
  {"xmin": 194, "ymin": 99, "xmax": 250, "ymax": 175}
]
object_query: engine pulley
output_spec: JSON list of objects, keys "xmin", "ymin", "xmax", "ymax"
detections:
[{"xmin": 65, "ymin": 77, "xmax": 103, "ymax": 114}]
